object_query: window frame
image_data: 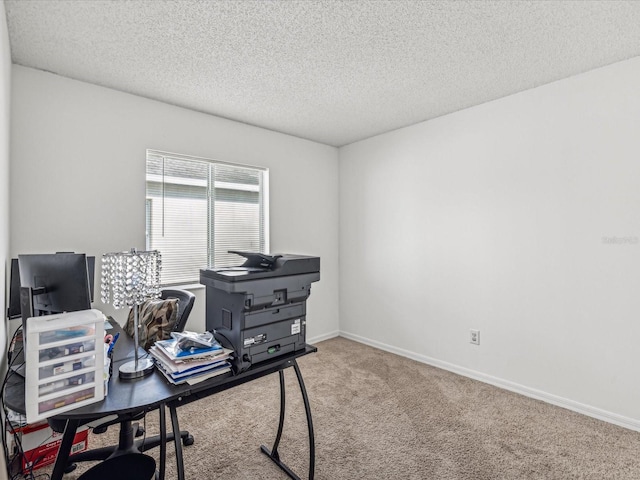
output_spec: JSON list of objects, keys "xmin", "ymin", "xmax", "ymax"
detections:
[{"xmin": 146, "ymin": 149, "xmax": 270, "ymax": 286}]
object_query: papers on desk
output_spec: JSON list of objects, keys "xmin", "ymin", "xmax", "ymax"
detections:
[
  {"xmin": 154, "ymin": 337, "xmax": 225, "ymax": 359},
  {"xmin": 149, "ymin": 338, "xmax": 233, "ymax": 385}
]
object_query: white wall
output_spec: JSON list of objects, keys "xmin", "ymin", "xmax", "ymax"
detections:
[
  {"xmin": 1, "ymin": 3, "xmax": 10, "ymax": 477},
  {"xmin": 0, "ymin": 2, "xmax": 11, "ymax": 359},
  {"xmin": 339, "ymin": 57, "xmax": 640, "ymax": 428},
  {"xmin": 10, "ymin": 66, "xmax": 339, "ymax": 341},
  {"xmin": 11, "ymin": 50, "xmax": 640, "ymax": 433}
]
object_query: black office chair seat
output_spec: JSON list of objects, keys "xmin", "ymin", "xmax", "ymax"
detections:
[{"xmin": 77, "ymin": 453, "xmax": 156, "ymax": 480}]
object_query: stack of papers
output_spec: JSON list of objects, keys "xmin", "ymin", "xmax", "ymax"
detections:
[{"xmin": 150, "ymin": 338, "xmax": 233, "ymax": 385}]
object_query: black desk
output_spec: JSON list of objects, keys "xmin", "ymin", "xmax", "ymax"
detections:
[
  {"xmin": 4, "ymin": 322, "xmax": 188, "ymax": 480},
  {"xmin": 4, "ymin": 323, "xmax": 317, "ymax": 480},
  {"xmin": 167, "ymin": 345, "xmax": 318, "ymax": 480}
]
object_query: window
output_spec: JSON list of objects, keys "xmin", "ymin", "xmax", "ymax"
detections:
[{"xmin": 146, "ymin": 150, "xmax": 269, "ymax": 285}]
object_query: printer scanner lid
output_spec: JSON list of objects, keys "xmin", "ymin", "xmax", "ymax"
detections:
[{"xmin": 200, "ymin": 251, "xmax": 320, "ymax": 283}]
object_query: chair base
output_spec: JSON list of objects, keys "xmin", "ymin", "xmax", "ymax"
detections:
[{"xmin": 64, "ymin": 421, "xmax": 193, "ymax": 470}]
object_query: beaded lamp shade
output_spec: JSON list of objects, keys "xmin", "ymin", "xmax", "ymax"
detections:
[
  {"xmin": 101, "ymin": 249, "xmax": 162, "ymax": 308},
  {"xmin": 101, "ymin": 248, "xmax": 162, "ymax": 379}
]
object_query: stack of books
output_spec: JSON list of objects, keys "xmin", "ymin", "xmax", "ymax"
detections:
[{"xmin": 150, "ymin": 337, "xmax": 232, "ymax": 385}]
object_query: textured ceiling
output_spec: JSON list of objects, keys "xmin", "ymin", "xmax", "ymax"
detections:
[{"xmin": 5, "ymin": 0, "xmax": 640, "ymax": 147}]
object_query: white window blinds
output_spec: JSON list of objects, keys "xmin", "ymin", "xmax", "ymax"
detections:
[{"xmin": 146, "ymin": 150, "xmax": 269, "ymax": 285}]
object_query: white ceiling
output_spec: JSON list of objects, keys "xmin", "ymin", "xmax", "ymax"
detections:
[{"xmin": 5, "ymin": 0, "xmax": 640, "ymax": 147}]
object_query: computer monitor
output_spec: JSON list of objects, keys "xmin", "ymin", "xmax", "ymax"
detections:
[
  {"xmin": 18, "ymin": 253, "xmax": 93, "ymax": 316},
  {"xmin": 53, "ymin": 251, "xmax": 95, "ymax": 303},
  {"xmin": 7, "ymin": 258, "xmax": 21, "ymax": 319},
  {"xmin": 8, "ymin": 254, "xmax": 95, "ymax": 320},
  {"xmin": 10, "ymin": 253, "xmax": 94, "ymax": 378}
]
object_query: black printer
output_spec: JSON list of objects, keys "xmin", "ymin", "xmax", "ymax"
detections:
[{"xmin": 200, "ymin": 251, "xmax": 320, "ymax": 372}]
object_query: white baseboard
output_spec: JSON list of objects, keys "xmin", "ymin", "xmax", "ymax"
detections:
[
  {"xmin": 339, "ymin": 330, "xmax": 640, "ymax": 433},
  {"xmin": 307, "ymin": 330, "xmax": 340, "ymax": 345}
]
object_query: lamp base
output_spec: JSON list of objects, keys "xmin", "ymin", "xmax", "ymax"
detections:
[{"xmin": 119, "ymin": 358, "xmax": 155, "ymax": 379}]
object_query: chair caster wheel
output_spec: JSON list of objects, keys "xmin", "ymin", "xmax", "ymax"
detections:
[
  {"xmin": 136, "ymin": 426, "xmax": 145, "ymax": 437},
  {"xmin": 183, "ymin": 435, "xmax": 194, "ymax": 446},
  {"xmin": 64, "ymin": 463, "xmax": 77, "ymax": 474}
]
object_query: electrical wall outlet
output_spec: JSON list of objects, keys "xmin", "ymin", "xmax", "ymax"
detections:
[{"xmin": 470, "ymin": 329, "xmax": 480, "ymax": 345}]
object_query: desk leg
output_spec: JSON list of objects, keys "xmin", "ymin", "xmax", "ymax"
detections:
[
  {"xmin": 51, "ymin": 418, "xmax": 81, "ymax": 480},
  {"xmin": 170, "ymin": 404, "xmax": 185, "ymax": 480},
  {"xmin": 271, "ymin": 370, "xmax": 287, "ymax": 457},
  {"xmin": 260, "ymin": 360, "xmax": 315, "ymax": 480},
  {"xmin": 159, "ymin": 404, "xmax": 167, "ymax": 480},
  {"xmin": 294, "ymin": 360, "xmax": 315, "ymax": 480}
]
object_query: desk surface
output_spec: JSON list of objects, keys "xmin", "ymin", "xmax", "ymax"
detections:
[
  {"xmin": 5, "ymin": 321, "xmax": 318, "ymax": 480},
  {"xmin": 4, "ymin": 320, "xmax": 185, "ymax": 419},
  {"xmin": 4, "ymin": 321, "xmax": 317, "ymax": 421}
]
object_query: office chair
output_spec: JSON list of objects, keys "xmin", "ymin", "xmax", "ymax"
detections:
[
  {"xmin": 160, "ymin": 289, "xmax": 195, "ymax": 333},
  {"xmin": 50, "ymin": 289, "xmax": 196, "ymax": 472}
]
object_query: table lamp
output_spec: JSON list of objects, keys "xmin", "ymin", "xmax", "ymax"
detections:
[{"xmin": 101, "ymin": 248, "xmax": 162, "ymax": 379}]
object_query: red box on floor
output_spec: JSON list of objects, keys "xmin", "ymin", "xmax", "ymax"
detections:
[{"xmin": 7, "ymin": 419, "xmax": 89, "ymax": 473}]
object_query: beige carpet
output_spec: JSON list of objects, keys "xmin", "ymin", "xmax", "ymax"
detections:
[{"xmin": 46, "ymin": 337, "xmax": 640, "ymax": 479}]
